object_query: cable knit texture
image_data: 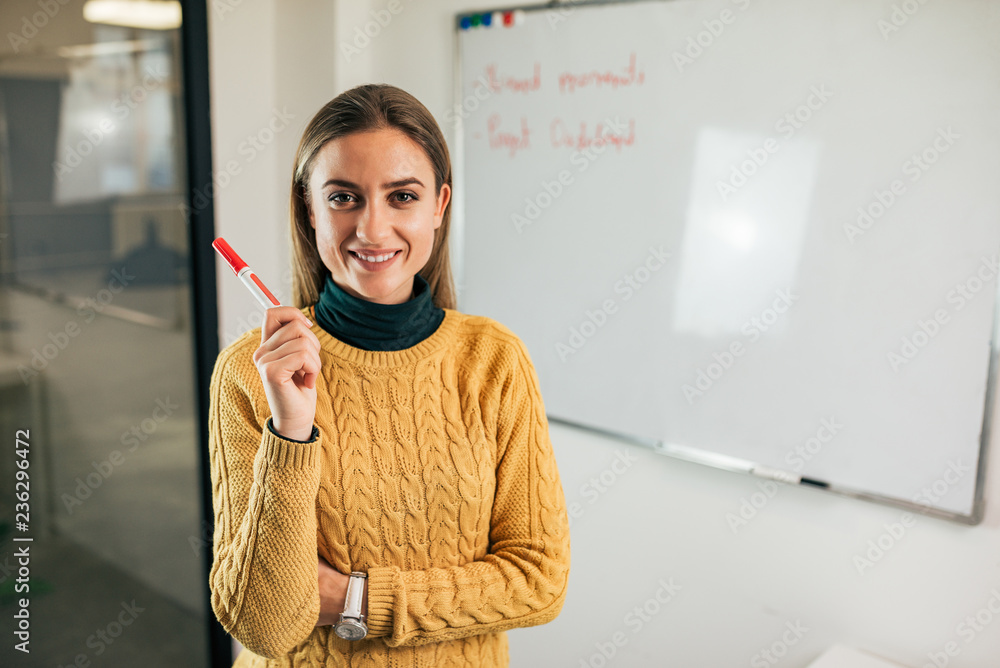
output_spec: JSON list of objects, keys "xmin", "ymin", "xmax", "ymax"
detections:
[{"xmin": 208, "ymin": 305, "xmax": 571, "ymax": 667}]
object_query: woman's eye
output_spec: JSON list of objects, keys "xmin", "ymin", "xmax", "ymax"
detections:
[
  {"xmin": 329, "ymin": 193, "xmax": 355, "ymax": 204},
  {"xmin": 394, "ymin": 192, "xmax": 417, "ymax": 203}
]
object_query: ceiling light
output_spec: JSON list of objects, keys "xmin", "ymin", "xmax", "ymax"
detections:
[{"xmin": 83, "ymin": 0, "xmax": 182, "ymax": 30}]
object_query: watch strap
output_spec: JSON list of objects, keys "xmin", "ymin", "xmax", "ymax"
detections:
[{"xmin": 343, "ymin": 571, "xmax": 366, "ymax": 620}]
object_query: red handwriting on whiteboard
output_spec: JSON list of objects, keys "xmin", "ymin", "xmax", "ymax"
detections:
[
  {"xmin": 488, "ymin": 114, "xmax": 531, "ymax": 157},
  {"xmin": 482, "ymin": 63, "xmax": 542, "ymax": 94},
  {"xmin": 550, "ymin": 117, "xmax": 635, "ymax": 151},
  {"xmin": 557, "ymin": 53, "xmax": 645, "ymax": 94}
]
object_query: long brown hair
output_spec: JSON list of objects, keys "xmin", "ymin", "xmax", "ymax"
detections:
[{"xmin": 288, "ymin": 84, "xmax": 456, "ymax": 310}]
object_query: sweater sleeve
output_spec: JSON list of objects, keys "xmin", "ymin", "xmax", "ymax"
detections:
[
  {"xmin": 363, "ymin": 337, "xmax": 572, "ymax": 647},
  {"xmin": 207, "ymin": 345, "xmax": 323, "ymax": 659}
]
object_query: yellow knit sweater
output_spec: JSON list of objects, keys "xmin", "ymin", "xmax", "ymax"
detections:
[{"xmin": 208, "ymin": 305, "xmax": 571, "ymax": 667}]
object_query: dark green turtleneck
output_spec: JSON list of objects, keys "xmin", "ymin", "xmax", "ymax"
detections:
[{"xmin": 313, "ymin": 272, "xmax": 445, "ymax": 351}]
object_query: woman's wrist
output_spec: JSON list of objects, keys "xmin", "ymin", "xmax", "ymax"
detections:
[{"xmin": 269, "ymin": 417, "xmax": 316, "ymax": 443}]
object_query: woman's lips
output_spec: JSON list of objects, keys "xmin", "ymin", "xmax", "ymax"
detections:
[{"xmin": 349, "ymin": 249, "xmax": 401, "ymax": 271}]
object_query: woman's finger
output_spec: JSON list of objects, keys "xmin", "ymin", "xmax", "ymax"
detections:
[
  {"xmin": 255, "ymin": 318, "xmax": 321, "ymax": 364},
  {"xmin": 256, "ymin": 342, "xmax": 321, "ymax": 384},
  {"xmin": 261, "ymin": 306, "xmax": 315, "ymax": 344}
]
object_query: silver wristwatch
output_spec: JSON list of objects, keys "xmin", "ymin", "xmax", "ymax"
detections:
[{"xmin": 333, "ymin": 571, "xmax": 368, "ymax": 640}]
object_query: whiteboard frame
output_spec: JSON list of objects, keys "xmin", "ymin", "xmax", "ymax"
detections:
[{"xmin": 451, "ymin": 0, "xmax": 997, "ymax": 525}]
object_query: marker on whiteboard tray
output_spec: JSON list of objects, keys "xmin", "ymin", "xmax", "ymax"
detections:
[
  {"xmin": 460, "ymin": 13, "xmax": 491, "ymax": 30},
  {"xmin": 212, "ymin": 237, "xmax": 282, "ymax": 309},
  {"xmin": 751, "ymin": 464, "xmax": 830, "ymax": 489}
]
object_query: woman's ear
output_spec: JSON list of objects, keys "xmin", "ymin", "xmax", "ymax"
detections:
[{"xmin": 434, "ymin": 184, "xmax": 451, "ymax": 229}]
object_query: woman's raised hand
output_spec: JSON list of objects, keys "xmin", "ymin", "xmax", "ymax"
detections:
[{"xmin": 252, "ymin": 307, "xmax": 322, "ymax": 442}]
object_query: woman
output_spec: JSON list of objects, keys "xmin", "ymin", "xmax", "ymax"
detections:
[{"xmin": 207, "ymin": 83, "xmax": 571, "ymax": 667}]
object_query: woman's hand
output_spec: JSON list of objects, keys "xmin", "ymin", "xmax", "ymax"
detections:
[
  {"xmin": 316, "ymin": 556, "xmax": 369, "ymax": 627},
  {"xmin": 252, "ymin": 306, "xmax": 321, "ymax": 442}
]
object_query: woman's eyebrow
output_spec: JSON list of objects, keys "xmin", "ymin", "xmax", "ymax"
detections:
[{"xmin": 321, "ymin": 177, "xmax": 425, "ymax": 190}]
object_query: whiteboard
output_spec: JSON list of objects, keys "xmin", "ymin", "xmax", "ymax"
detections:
[{"xmin": 453, "ymin": 0, "xmax": 1000, "ymax": 522}]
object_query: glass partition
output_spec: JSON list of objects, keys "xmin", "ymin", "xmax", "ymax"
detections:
[{"xmin": 0, "ymin": 1, "xmax": 213, "ymax": 665}]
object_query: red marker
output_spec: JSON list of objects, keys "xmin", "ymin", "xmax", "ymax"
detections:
[{"xmin": 212, "ymin": 237, "xmax": 281, "ymax": 309}]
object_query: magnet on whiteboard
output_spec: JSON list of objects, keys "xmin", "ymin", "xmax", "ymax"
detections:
[
  {"xmin": 513, "ymin": 9, "xmax": 526, "ymax": 26},
  {"xmin": 459, "ymin": 15, "xmax": 472, "ymax": 30},
  {"xmin": 491, "ymin": 11, "xmax": 504, "ymax": 27}
]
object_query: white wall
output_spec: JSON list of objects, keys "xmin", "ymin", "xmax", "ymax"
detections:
[
  {"xmin": 208, "ymin": 0, "xmax": 336, "ymax": 348},
  {"xmin": 209, "ymin": 2, "xmax": 1000, "ymax": 666}
]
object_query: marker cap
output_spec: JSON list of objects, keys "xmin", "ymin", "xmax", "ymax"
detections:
[{"xmin": 213, "ymin": 237, "xmax": 248, "ymax": 275}]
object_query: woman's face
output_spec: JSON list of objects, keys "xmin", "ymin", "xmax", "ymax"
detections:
[{"xmin": 307, "ymin": 128, "xmax": 450, "ymax": 305}]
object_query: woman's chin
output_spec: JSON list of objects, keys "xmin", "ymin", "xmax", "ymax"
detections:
[{"xmin": 347, "ymin": 277, "xmax": 412, "ymax": 305}]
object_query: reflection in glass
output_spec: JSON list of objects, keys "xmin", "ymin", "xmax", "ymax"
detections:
[
  {"xmin": 0, "ymin": 2, "xmax": 210, "ymax": 665},
  {"xmin": 53, "ymin": 32, "xmax": 177, "ymax": 204}
]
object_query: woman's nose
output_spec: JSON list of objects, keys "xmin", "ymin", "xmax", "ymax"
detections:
[{"xmin": 356, "ymin": 200, "xmax": 390, "ymax": 243}]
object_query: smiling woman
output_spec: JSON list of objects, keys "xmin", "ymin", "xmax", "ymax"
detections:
[
  {"xmin": 206, "ymin": 84, "xmax": 571, "ymax": 668},
  {"xmin": 305, "ymin": 127, "xmax": 450, "ymax": 306},
  {"xmin": 288, "ymin": 85, "xmax": 459, "ymax": 313}
]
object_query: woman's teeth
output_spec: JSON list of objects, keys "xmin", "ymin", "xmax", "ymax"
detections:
[{"xmin": 353, "ymin": 251, "xmax": 398, "ymax": 263}]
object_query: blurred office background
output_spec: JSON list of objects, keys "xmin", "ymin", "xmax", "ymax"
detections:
[
  {"xmin": 3, "ymin": 1, "xmax": 1000, "ymax": 667},
  {"xmin": 0, "ymin": 0, "xmax": 211, "ymax": 665}
]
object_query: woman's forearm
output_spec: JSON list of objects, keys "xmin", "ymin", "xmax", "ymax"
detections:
[{"xmin": 209, "ymin": 354, "xmax": 325, "ymax": 659}]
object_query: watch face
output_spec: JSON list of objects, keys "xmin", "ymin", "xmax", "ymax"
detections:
[{"xmin": 334, "ymin": 621, "xmax": 367, "ymax": 641}]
